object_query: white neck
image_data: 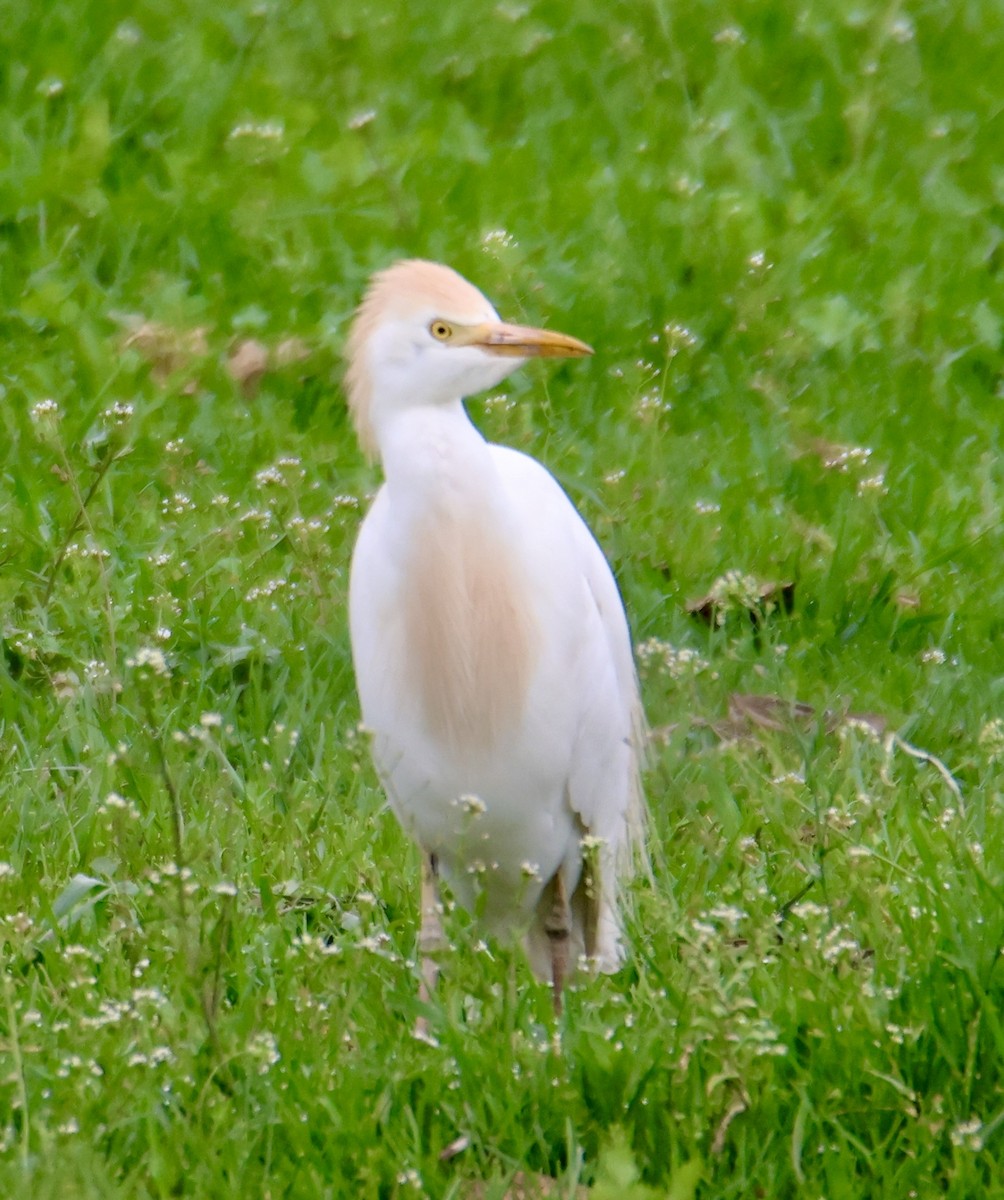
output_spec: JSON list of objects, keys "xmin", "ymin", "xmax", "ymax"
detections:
[{"xmin": 378, "ymin": 401, "xmax": 499, "ymax": 517}]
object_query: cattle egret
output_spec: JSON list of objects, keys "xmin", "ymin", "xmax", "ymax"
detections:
[{"xmin": 345, "ymin": 259, "xmax": 645, "ymax": 1017}]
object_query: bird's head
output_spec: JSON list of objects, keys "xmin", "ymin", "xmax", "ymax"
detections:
[{"xmin": 344, "ymin": 259, "xmax": 592, "ymax": 457}]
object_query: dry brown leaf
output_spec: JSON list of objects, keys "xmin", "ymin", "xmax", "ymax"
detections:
[
  {"xmin": 120, "ymin": 318, "xmax": 210, "ymax": 381},
  {"xmin": 729, "ymin": 692, "xmax": 815, "ymax": 732},
  {"xmin": 274, "ymin": 336, "xmax": 312, "ymax": 367},
  {"xmin": 712, "ymin": 1090, "xmax": 749, "ymax": 1155},
  {"xmin": 463, "ymin": 1174, "xmax": 588, "ymax": 1200},
  {"xmin": 706, "ymin": 694, "xmax": 887, "ymax": 743},
  {"xmin": 227, "ymin": 338, "xmax": 270, "ymax": 397}
]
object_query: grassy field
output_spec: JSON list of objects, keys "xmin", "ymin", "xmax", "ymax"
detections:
[{"xmin": 2, "ymin": 0, "xmax": 1003, "ymax": 1195}]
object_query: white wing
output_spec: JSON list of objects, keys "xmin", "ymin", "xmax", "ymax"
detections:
[{"xmin": 488, "ymin": 445, "xmax": 646, "ymax": 867}]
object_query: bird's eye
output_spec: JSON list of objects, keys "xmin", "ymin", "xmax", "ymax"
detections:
[{"xmin": 429, "ymin": 320, "xmax": 453, "ymax": 341}]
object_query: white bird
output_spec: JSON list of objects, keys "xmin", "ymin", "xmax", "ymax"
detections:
[{"xmin": 345, "ymin": 259, "xmax": 645, "ymax": 1016}]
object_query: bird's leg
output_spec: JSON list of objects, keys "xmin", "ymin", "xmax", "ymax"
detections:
[
  {"xmin": 543, "ymin": 871, "xmax": 571, "ymax": 1018},
  {"xmin": 417, "ymin": 854, "xmax": 445, "ymax": 1032}
]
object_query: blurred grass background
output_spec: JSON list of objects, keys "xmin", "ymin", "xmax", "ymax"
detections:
[{"xmin": 1, "ymin": 0, "xmax": 1002, "ymax": 1196}]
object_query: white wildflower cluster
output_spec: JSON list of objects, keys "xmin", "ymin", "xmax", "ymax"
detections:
[
  {"xmin": 789, "ymin": 901, "xmax": 828, "ymax": 922},
  {"xmin": 707, "ymin": 570, "xmax": 762, "ymax": 620},
  {"xmin": 857, "ymin": 473, "xmax": 888, "ymax": 495},
  {"xmin": 733, "ymin": 1013, "xmax": 788, "ymax": 1057},
  {"xmin": 820, "ymin": 444, "xmax": 872, "ymax": 471},
  {"xmin": 356, "ymin": 931, "xmax": 395, "ymax": 957},
  {"xmin": 286, "ymin": 515, "xmax": 327, "ymax": 538},
  {"xmin": 57, "ymin": 1053, "xmax": 103, "ymax": 1079},
  {"xmin": 481, "ymin": 229, "xmax": 517, "ymax": 251},
  {"xmin": 950, "ymin": 1118, "xmax": 984, "ymax": 1151},
  {"xmin": 290, "ymin": 931, "xmax": 341, "ymax": 959},
  {"xmin": 247, "ymin": 1031, "xmax": 281, "ymax": 1074},
  {"xmin": 146, "ymin": 862, "xmax": 194, "ymax": 889},
  {"xmin": 520, "ymin": 861, "xmax": 541, "ymax": 881},
  {"xmin": 747, "ymin": 250, "xmax": 771, "ymax": 273},
  {"xmin": 664, "ymin": 322, "xmax": 699, "ymax": 356},
  {"xmin": 128, "ymin": 1046, "xmax": 175, "ymax": 1068},
  {"xmin": 30, "ymin": 398, "xmax": 61, "ymax": 422},
  {"xmin": 714, "ymin": 25, "xmax": 745, "ymax": 44},
  {"xmin": 978, "ymin": 718, "xmax": 1004, "ymax": 763},
  {"xmin": 635, "ymin": 388, "xmax": 671, "ymax": 416},
  {"xmin": 102, "ymin": 401, "xmax": 134, "ymax": 424},
  {"xmin": 239, "ymin": 507, "xmax": 274, "ymax": 528},
  {"xmin": 819, "ymin": 923, "xmax": 862, "ymax": 965},
  {"xmin": 245, "ymin": 576, "xmax": 292, "ymax": 602},
  {"xmin": 164, "ymin": 438, "xmax": 185, "ymax": 454},
  {"xmin": 83, "ymin": 660, "xmax": 114, "ymax": 688},
  {"xmin": 65, "ymin": 540, "xmax": 111, "ymax": 561},
  {"xmin": 837, "ymin": 717, "xmax": 883, "ymax": 744},
  {"xmin": 694, "ymin": 499, "xmax": 721, "ymax": 514},
  {"xmin": 161, "ymin": 492, "xmax": 196, "ymax": 516},
  {"xmin": 78, "ymin": 986, "xmax": 169, "ymax": 1031},
  {"xmin": 920, "ymin": 648, "xmax": 946, "ymax": 665},
  {"xmin": 455, "ymin": 793, "xmax": 486, "ymax": 817},
  {"xmin": 636, "ymin": 638, "xmax": 710, "ymax": 679},
  {"xmin": 885, "ymin": 1022, "xmax": 923, "ymax": 1046},
  {"xmin": 824, "ymin": 806, "xmax": 855, "ymax": 832},
  {"xmin": 229, "ymin": 120, "xmax": 284, "ymax": 141},
  {"xmin": 483, "ymin": 392, "xmax": 515, "ymax": 413},
  {"xmin": 707, "ymin": 903, "xmax": 747, "ymax": 932},
  {"xmin": 98, "ymin": 792, "xmax": 140, "ymax": 820},
  {"xmin": 126, "ymin": 647, "xmax": 171, "ymax": 677}
]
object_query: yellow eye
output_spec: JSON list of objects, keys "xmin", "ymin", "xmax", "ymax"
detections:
[{"xmin": 429, "ymin": 320, "xmax": 453, "ymax": 341}]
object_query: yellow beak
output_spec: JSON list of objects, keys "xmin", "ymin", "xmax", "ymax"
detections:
[{"xmin": 466, "ymin": 321, "xmax": 593, "ymax": 359}]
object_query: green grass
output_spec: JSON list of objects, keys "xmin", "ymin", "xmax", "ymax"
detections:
[{"xmin": 1, "ymin": 0, "xmax": 1003, "ymax": 1195}]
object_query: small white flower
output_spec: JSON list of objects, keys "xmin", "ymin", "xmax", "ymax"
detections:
[{"xmin": 978, "ymin": 718, "xmax": 1004, "ymax": 762}]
